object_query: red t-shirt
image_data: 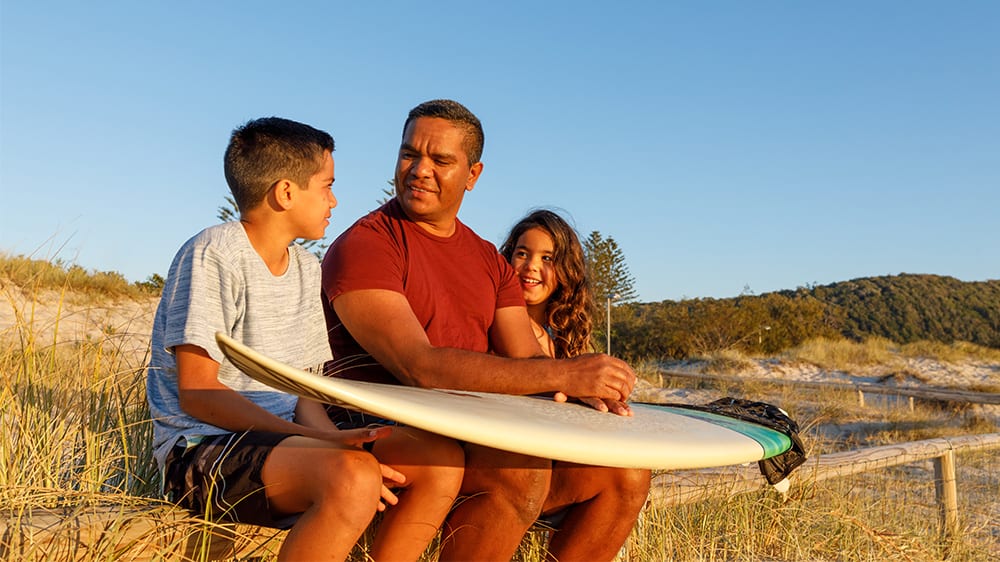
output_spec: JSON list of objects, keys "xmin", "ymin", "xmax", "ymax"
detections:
[{"xmin": 322, "ymin": 199, "xmax": 525, "ymax": 385}]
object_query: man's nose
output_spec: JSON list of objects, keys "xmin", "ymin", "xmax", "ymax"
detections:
[{"xmin": 410, "ymin": 155, "xmax": 432, "ymax": 177}]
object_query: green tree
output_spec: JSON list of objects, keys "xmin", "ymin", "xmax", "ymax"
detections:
[
  {"xmin": 584, "ymin": 231, "xmax": 637, "ymax": 355},
  {"xmin": 217, "ymin": 195, "xmax": 239, "ymax": 223},
  {"xmin": 583, "ymin": 231, "xmax": 637, "ymax": 303},
  {"xmin": 379, "ymin": 180, "xmax": 395, "ymax": 205}
]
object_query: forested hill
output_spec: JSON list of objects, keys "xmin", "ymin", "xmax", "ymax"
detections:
[
  {"xmin": 611, "ymin": 274, "xmax": 1000, "ymax": 360},
  {"xmin": 781, "ymin": 274, "xmax": 1000, "ymax": 348}
]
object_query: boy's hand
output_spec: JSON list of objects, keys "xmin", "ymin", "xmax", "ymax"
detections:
[
  {"xmin": 335, "ymin": 425, "xmax": 394, "ymax": 448},
  {"xmin": 325, "ymin": 425, "xmax": 405, "ymax": 510},
  {"xmin": 376, "ymin": 463, "xmax": 405, "ymax": 511}
]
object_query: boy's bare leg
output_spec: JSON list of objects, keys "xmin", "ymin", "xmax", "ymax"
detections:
[
  {"xmin": 440, "ymin": 445, "xmax": 551, "ymax": 562},
  {"xmin": 542, "ymin": 463, "xmax": 652, "ymax": 562},
  {"xmin": 262, "ymin": 436, "xmax": 383, "ymax": 562},
  {"xmin": 368, "ymin": 427, "xmax": 464, "ymax": 561}
]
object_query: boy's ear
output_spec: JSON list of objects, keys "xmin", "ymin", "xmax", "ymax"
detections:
[{"xmin": 271, "ymin": 179, "xmax": 296, "ymax": 210}]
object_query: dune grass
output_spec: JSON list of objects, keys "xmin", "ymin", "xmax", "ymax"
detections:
[
  {"xmin": 0, "ymin": 252, "xmax": 161, "ymax": 299},
  {"xmin": 2, "ymin": 269, "xmax": 999, "ymax": 560},
  {"xmin": 782, "ymin": 336, "xmax": 1000, "ymax": 375}
]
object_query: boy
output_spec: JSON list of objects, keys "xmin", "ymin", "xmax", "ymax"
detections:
[{"xmin": 146, "ymin": 117, "xmax": 403, "ymax": 561}]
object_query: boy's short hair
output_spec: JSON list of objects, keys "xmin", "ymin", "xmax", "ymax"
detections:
[
  {"xmin": 404, "ymin": 99, "xmax": 484, "ymax": 165},
  {"xmin": 224, "ymin": 117, "xmax": 335, "ymax": 214}
]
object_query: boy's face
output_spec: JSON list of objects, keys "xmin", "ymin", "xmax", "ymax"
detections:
[{"xmin": 292, "ymin": 150, "xmax": 337, "ymax": 240}]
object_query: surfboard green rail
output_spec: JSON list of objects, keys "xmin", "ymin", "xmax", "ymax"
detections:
[{"xmin": 652, "ymin": 406, "xmax": 793, "ymax": 459}]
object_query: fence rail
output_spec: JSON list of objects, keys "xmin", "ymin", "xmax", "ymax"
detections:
[
  {"xmin": 654, "ymin": 369, "xmax": 1000, "ymax": 405},
  {"xmin": 650, "ymin": 432, "xmax": 1000, "ymax": 540}
]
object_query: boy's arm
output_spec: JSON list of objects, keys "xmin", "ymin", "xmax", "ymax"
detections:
[
  {"xmin": 176, "ymin": 344, "xmax": 403, "ymax": 446},
  {"xmin": 176, "ymin": 344, "xmax": 337, "ymax": 438}
]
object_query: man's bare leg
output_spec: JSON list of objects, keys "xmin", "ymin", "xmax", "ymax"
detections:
[
  {"xmin": 542, "ymin": 463, "xmax": 651, "ymax": 562},
  {"xmin": 440, "ymin": 444, "xmax": 551, "ymax": 562},
  {"xmin": 368, "ymin": 427, "xmax": 465, "ymax": 561}
]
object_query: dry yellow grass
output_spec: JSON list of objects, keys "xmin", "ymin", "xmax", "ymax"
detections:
[{"xmin": 2, "ymin": 256, "xmax": 998, "ymax": 561}]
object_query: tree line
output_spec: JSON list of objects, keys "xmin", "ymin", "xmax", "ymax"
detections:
[{"xmin": 599, "ymin": 274, "xmax": 1000, "ymax": 361}]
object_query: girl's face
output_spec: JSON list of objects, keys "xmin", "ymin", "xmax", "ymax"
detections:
[{"xmin": 510, "ymin": 227, "xmax": 560, "ymax": 307}]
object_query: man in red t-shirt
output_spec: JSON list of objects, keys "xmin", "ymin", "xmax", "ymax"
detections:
[{"xmin": 322, "ymin": 99, "xmax": 648, "ymax": 562}]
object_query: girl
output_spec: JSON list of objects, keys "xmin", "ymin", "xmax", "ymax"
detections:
[
  {"xmin": 499, "ymin": 209, "xmax": 651, "ymax": 562},
  {"xmin": 499, "ymin": 209, "xmax": 593, "ymax": 360}
]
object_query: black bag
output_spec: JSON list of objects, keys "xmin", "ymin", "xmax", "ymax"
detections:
[{"xmin": 675, "ymin": 397, "xmax": 807, "ymax": 485}]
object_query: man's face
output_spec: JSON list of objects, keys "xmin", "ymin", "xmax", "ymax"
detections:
[{"xmin": 394, "ymin": 116, "xmax": 483, "ymax": 235}]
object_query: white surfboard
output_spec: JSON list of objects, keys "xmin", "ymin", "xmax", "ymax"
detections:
[{"xmin": 216, "ymin": 333, "xmax": 791, "ymax": 469}]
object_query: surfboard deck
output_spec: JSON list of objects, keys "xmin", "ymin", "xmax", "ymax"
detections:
[{"xmin": 216, "ymin": 333, "xmax": 792, "ymax": 469}]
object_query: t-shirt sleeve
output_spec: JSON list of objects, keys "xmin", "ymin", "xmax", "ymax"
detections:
[
  {"xmin": 323, "ymin": 223, "xmax": 406, "ymax": 301},
  {"xmin": 160, "ymin": 239, "xmax": 240, "ymax": 365},
  {"xmin": 494, "ymin": 248, "xmax": 526, "ymax": 310}
]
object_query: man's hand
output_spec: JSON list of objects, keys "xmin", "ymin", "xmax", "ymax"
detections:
[
  {"xmin": 577, "ymin": 397, "xmax": 634, "ymax": 416},
  {"xmin": 561, "ymin": 353, "xmax": 637, "ymax": 402}
]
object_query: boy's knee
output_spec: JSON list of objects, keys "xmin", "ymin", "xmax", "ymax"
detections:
[{"xmin": 316, "ymin": 449, "xmax": 383, "ymax": 502}]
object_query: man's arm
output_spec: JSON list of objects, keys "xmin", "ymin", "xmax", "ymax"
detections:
[{"xmin": 332, "ymin": 289, "xmax": 636, "ymax": 401}]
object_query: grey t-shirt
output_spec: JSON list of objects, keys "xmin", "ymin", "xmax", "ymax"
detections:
[{"xmin": 146, "ymin": 222, "xmax": 332, "ymax": 468}]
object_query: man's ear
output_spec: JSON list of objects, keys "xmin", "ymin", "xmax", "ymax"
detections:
[
  {"xmin": 465, "ymin": 161, "xmax": 484, "ymax": 192},
  {"xmin": 271, "ymin": 179, "xmax": 295, "ymax": 210}
]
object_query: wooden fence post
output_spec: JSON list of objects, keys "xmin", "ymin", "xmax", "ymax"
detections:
[{"xmin": 933, "ymin": 448, "xmax": 959, "ymax": 540}]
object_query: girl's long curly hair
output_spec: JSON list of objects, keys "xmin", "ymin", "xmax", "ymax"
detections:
[{"xmin": 499, "ymin": 209, "xmax": 594, "ymax": 358}]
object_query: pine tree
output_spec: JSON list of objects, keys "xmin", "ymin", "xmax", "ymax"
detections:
[{"xmin": 583, "ymin": 231, "xmax": 637, "ymax": 303}]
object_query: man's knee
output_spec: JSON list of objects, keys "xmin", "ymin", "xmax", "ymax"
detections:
[
  {"xmin": 464, "ymin": 447, "xmax": 552, "ymax": 524},
  {"xmin": 616, "ymin": 468, "xmax": 652, "ymax": 507}
]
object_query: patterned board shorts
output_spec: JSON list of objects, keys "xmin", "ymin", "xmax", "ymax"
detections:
[{"xmin": 163, "ymin": 431, "xmax": 300, "ymax": 529}]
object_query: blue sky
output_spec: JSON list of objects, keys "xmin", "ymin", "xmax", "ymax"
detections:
[{"xmin": 2, "ymin": 1, "xmax": 997, "ymax": 302}]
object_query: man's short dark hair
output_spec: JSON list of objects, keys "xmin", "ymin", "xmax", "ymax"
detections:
[
  {"xmin": 403, "ymin": 99, "xmax": 484, "ymax": 165},
  {"xmin": 224, "ymin": 117, "xmax": 335, "ymax": 213}
]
